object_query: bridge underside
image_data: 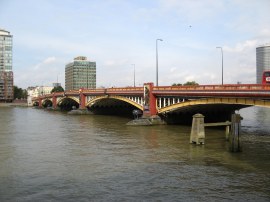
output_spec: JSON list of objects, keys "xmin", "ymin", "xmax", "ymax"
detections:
[
  {"xmin": 58, "ymin": 98, "xmax": 79, "ymax": 110},
  {"xmin": 43, "ymin": 99, "xmax": 53, "ymax": 108},
  {"xmin": 88, "ymin": 98, "xmax": 141, "ymax": 117},
  {"xmin": 161, "ymin": 104, "xmax": 250, "ymax": 124}
]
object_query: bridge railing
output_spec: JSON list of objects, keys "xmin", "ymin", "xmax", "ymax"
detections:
[
  {"xmin": 82, "ymin": 87, "xmax": 144, "ymax": 95},
  {"xmin": 153, "ymin": 84, "xmax": 270, "ymax": 91},
  {"xmin": 82, "ymin": 89, "xmax": 106, "ymax": 94},
  {"xmin": 106, "ymin": 87, "xmax": 144, "ymax": 92}
]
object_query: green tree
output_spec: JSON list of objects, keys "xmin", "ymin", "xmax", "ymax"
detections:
[
  {"xmin": 51, "ymin": 86, "xmax": 64, "ymax": 93},
  {"xmin": 183, "ymin": 81, "xmax": 199, "ymax": 86},
  {"xmin": 13, "ymin": 86, "xmax": 26, "ymax": 99},
  {"xmin": 172, "ymin": 83, "xmax": 182, "ymax": 86},
  {"xmin": 22, "ymin": 89, "xmax": 27, "ymax": 98}
]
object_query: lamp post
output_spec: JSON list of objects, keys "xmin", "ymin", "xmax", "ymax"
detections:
[
  {"xmin": 216, "ymin": 46, "xmax": 224, "ymax": 85},
  {"xmin": 131, "ymin": 64, "xmax": 135, "ymax": 87},
  {"xmin": 156, "ymin": 38, "xmax": 163, "ymax": 86}
]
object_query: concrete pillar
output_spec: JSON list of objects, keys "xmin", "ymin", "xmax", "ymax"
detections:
[
  {"xmin": 229, "ymin": 113, "xmax": 242, "ymax": 152},
  {"xmin": 190, "ymin": 114, "xmax": 205, "ymax": 145}
]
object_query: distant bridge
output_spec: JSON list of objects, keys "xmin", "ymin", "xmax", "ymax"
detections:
[{"xmin": 32, "ymin": 83, "xmax": 270, "ymax": 123}]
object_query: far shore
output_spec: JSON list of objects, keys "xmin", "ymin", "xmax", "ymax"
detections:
[{"xmin": 0, "ymin": 102, "xmax": 28, "ymax": 107}]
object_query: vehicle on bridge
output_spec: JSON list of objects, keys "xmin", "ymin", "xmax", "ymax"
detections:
[{"xmin": 262, "ymin": 70, "xmax": 270, "ymax": 85}]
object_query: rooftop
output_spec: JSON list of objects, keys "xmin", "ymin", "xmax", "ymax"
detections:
[{"xmin": 0, "ymin": 28, "xmax": 11, "ymax": 36}]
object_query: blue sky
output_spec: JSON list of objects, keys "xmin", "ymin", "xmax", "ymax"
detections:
[{"xmin": 0, "ymin": 0, "xmax": 270, "ymax": 88}]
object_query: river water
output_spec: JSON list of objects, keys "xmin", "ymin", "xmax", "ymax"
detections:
[{"xmin": 0, "ymin": 106, "xmax": 269, "ymax": 201}]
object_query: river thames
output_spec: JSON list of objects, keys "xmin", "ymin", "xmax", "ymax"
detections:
[{"xmin": 0, "ymin": 106, "xmax": 269, "ymax": 201}]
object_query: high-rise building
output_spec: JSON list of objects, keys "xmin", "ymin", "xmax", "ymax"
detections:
[
  {"xmin": 0, "ymin": 28, "xmax": 13, "ymax": 102},
  {"xmin": 65, "ymin": 56, "xmax": 96, "ymax": 90},
  {"xmin": 53, "ymin": 83, "xmax": 61, "ymax": 88},
  {"xmin": 256, "ymin": 45, "xmax": 270, "ymax": 84}
]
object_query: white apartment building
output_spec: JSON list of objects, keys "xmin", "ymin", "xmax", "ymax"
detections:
[{"xmin": 27, "ymin": 86, "xmax": 53, "ymax": 106}]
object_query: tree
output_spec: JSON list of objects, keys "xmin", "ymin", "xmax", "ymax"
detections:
[
  {"xmin": 172, "ymin": 81, "xmax": 199, "ymax": 86},
  {"xmin": 51, "ymin": 86, "xmax": 64, "ymax": 93},
  {"xmin": 183, "ymin": 81, "xmax": 199, "ymax": 86},
  {"xmin": 13, "ymin": 86, "xmax": 27, "ymax": 99},
  {"xmin": 172, "ymin": 83, "xmax": 182, "ymax": 86}
]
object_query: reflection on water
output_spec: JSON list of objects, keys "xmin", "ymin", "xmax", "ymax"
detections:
[
  {"xmin": 0, "ymin": 106, "xmax": 269, "ymax": 201},
  {"xmin": 241, "ymin": 106, "xmax": 270, "ymax": 137}
]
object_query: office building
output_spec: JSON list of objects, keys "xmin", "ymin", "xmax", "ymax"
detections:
[
  {"xmin": 53, "ymin": 83, "xmax": 61, "ymax": 87},
  {"xmin": 65, "ymin": 56, "xmax": 96, "ymax": 90},
  {"xmin": 0, "ymin": 28, "xmax": 13, "ymax": 102},
  {"xmin": 256, "ymin": 45, "xmax": 270, "ymax": 84}
]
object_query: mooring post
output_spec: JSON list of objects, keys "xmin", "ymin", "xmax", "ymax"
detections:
[
  {"xmin": 225, "ymin": 121, "xmax": 230, "ymax": 141},
  {"xmin": 190, "ymin": 114, "xmax": 205, "ymax": 145},
  {"xmin": 229, "ymin": 113, "xmax": 242, "ymax": 152}
]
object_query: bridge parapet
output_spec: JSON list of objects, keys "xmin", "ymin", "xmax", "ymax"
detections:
[
  {"xmin": 153, "ymin": 84, "xmax": 270, "ymax": 91},
  {"xmin": 106, "ymin": 87, "xmax": 143, "ymax": 95}
]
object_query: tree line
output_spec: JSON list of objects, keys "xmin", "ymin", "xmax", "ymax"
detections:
[
  {"xmin": 13, "ymin": 86, "xmax": 27, "ymax": 99},
  {"xmin": 172, "ymin": 81, "xmax": 199, "ymax": 86},
  {"xmin": 13, "ymin": 86, "xmax": 64, "ymax": 100}
]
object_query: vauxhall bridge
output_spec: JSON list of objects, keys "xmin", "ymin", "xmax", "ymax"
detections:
[{"xmin": 32, "ymin": 82, "xmax": 270, "ymax": 124}]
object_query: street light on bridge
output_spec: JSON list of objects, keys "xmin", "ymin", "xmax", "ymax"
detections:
[
  {"xmin": 156, "ymin": 38, "xmax": 163, "ymax": 86},
  {"xmin": 216, "ymin": 46, "xmax": 224, "ymax": 85},
  {"xmin": 131, "ymin": 64, "xmax": 135, "ymax": 87}
]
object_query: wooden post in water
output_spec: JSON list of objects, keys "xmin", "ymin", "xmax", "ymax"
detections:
[
  {"xmin": 229, "ymin": 113, "xmax": 242, "ymax": 152},
  {"xmin": 225, "ymin": 122, "xmax": 230, "ymax": 141},
  {"xmin": 190, "ymin": 114, "xmax": 205, "ymax": 145}
]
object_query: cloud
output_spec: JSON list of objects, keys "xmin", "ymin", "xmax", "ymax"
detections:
[
  {"xmin": 169, "ymin": 67, "xmax": 177, "ymax": 73},
  {"xmin": 14, "ymin": 56, "xmax": 64, "ymax": 88},
  {"xmin": 16, "ymin": 34, "xmax": 95, "ymax": 55},
  {"xmin": 223, "ymin": 40, "xmax": 258, "ymax": 53},
  {"xmin": 33, "ymin": 57, "xmax": 57, "ymax": 70},
  {"xmin": 44, "ymin": 56, "xmax": 56, "ymax": 64}
]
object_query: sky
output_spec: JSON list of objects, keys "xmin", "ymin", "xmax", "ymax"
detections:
[{"xmin": 0, "ymin": 0, "xmax": 270, "ymax": 89}]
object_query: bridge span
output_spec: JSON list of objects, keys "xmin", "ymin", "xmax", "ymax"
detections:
[{"xmin": 32, "ymin": 83, "xmax": 270, "ymax": 123}]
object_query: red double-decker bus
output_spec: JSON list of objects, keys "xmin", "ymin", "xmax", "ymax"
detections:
[{"xmin": 262, "ymin": 70, "xmax": 270, "ymax": 85}]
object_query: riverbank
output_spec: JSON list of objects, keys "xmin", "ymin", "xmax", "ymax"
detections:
[{"xmin": 0, "ymin": 102, "xmax": 28, "ymax": 107}]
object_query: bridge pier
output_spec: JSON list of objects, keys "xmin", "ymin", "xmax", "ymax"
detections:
[
  {"xmin": 126, "ymin": 82, "xmax": 165, "ymax": 125},
  {"xmin": 190, "ymin": 114, "xmax": 205, "ymax": 145},
  {"xmin": 38, "ymin": 98, "xmax": 42, "ymax": 108},
  {"xmin": 142, "ymin": 83, "xmax": 157, "ymax": 117},
  {"xmin": 52, "ymin": 94, "xmax": 58, "ymax": 109},
  {"xmin": 79, "ymin": 89, "xmax": 86, "ymax": 110}
]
